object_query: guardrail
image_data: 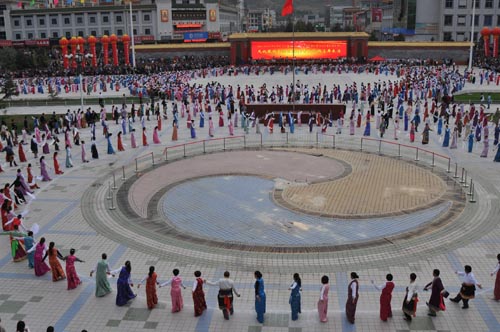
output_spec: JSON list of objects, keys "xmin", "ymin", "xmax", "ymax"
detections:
[{"xmin": 105, "ymin": 133, "xmax": 477, "ymax": 210}]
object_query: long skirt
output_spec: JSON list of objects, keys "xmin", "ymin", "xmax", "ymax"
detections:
[
  {"xmin": 116, "ymin": 281, "xmax": 136, "ymax": 306},
  {"xmin": 12, "ymin": 240, "xmax": 27, "ymax": 262},
  {"xmin": 380, "ymin": 294, "xmax": 392, "ymax": 321},
  {"xmin": 170, "ymin": 288, "xmax": 184, "ymax": 312},
  {"xmin": 95, "ymin": 274, "xmax": 112, "ymax": 297},
  {"xmin": 146, "ymin": 284, "xmax": 158, "ymax": 309},
  {"xmin": 255, "ymin": 294, "xmax": 266, "ymax": 323},
  {"xmin": 66, "ymin": 265, "xmax": 81, "ymax": 290},
  {"xmin": 459, "ymin": 284, "xmax": 476, "ymax": 300},
  {"xmin": 193, "ymin": 289, "xmax": 207, "ymax": 317},
  {"xmin": 49, "ymin": 259, "xmax": 66, "ymax": 282},
  {"xmin": 318, "ymin": 299, "xmax": 328, "ymax": 322},
  {"xmin": 402, "ymin": 296, "xmax": 418, "ymax": 317},
  {"xmin": 217, "ymin": 289, "xmax": 234, "ymax": 319},
  {"xmin": 346, "ymin": 299, "xmax": 357, "ymax": 324},
  {"xmin": 34, "ymin": 255, "xmax": 50, "ymax": 276},
  {"xmin": 363, "ymin": 123, "xmax": 370, "ymax": 136},
  {"xmin": 494, "ymin": 272, "xmax": 500, "ymax": 301},
  {"xmin": 290, "ymin": 293, "xmax": 301, "ymax": 321}
]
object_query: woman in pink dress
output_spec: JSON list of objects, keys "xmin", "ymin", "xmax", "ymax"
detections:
[
  {"xmin": 33, "ymin": 237, "xmax": 51, "ymax": 276},
  {"xmin": 64, "ymin": 248, "xmax": 84, "ymax": 290},
  {"xmin": 153, "ymin": 126, "xmax": 161, "ymax": 144},
  {"xmin": 208, "ymin": 117, "xmax": 215, "ymax": 137},
  {"xmin": 228, "ymin": 117, "xmax": 234, "ymax": 136},
  {"xmin": 318, "ymin": 275, "xmax": 330, "ymax": 323},
  {"xmin": 160, "ymin": 268, "xmax": 186, "ymax": 313},
  {"xmin": 409, "ymin": 121, "xmax": 415, "ymax": 143},
  {"xmin": 130, "ymin": 129, "xmax": 137, "ymax": 148}
]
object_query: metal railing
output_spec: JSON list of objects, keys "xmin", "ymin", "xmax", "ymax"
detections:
[{"xmin": 105, "ymin": 133, "xmax": 478, "ymax": 210}]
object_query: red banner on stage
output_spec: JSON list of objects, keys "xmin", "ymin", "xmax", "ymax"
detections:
[{"xmin": 251, "ymin": 40, "xmax": 347, "ymax": 60}]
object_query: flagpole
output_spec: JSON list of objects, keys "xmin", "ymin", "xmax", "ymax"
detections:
[
  {"xmin": 129, "ymin": 0, "xmax": 137, "ymax": 69},
  {"xmin": 292, "ymin": 8, "xmax": 295, "ymax": 114}
]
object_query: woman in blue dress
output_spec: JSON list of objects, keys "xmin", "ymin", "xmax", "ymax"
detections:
[
  {"xmin": 437, "ymin": 117, "xmax": 443, "ymax": 136},
  {"xmin": 115, "ymin": 260, "xmax": 136, "ymax": 306},
  {"xmin": 363, "ymin": 114, "xmax": 371, "ymax": 136},
  {"xmin": 199, "ymin": 110, "xmax": 205, "ymax": 128},
  {"xmin": 468, "ymin": 132, "xmax": 474, "ymax": 153},
  {"xmin": 493, "ymin": 123, "xmax": 499, "ymax": 146},
  {"xmin": 494, "ymin": 144, "xmax": 500, "ymax": 162},
  {"xmin": 254, "ymin": 271, "xmax": 266, "ymax": 323},
  {"xmin": 190, "ymin": 120, "xmax": 196, "ymax": 139},
  {"xmin": 289, "ymin": 273, "xmax": 302, "ymax": 321},
  {"xmin": 106, "ymin": 133, "xmax": 115, "ymax": 155},
  {"xmin": 442, "ymin": 125, "xmax": 450, "ymax": 147}
]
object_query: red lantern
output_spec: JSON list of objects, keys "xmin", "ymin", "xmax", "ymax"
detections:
[
  {"xmin": 77, "ymin": 36, "xmax": 86, "ymax": 68},
  {"xmin": 70, "ymin": 36, "xmax": 78, "ymax": 69},
  {"xmin": 59, "ymin": 37, "xmax": 69, "ymax": 70},
  {"xmin": 88, "ymin": 35, "xmax": 97, "ymax": 68},
  {"xmin": 101, "ymin": 35, "xmax": 109, "ymax": 66},
  {"xmin": 110, "ymin": 34, "xmax": 118, "ymax": 66},
  {"xmin": 122, "ymin": 34, "xmax": 130, "ymax": 65},
  {"xmin": 492, "ymin": 27, "xmax": 500, "ymax": 58},
  {"xmin": 481, "ymin": 27, "xmax": 491, "ymax": 57}
]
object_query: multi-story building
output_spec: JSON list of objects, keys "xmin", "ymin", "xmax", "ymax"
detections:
[
  {"xmin": 0, "ymin": 0, "xmax": 240, "ymax": 46},
  {"xmin": 440, "ymin": 0, "xmax": 500, "ymax": 42},
  {"xmin": 246, "ymin": 8, "xmax": 275, "ymax": 32}
]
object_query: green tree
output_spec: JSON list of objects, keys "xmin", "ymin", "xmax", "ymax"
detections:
[
  {"xmin": 394, "ymin": 34, "xmax": 405, "ymax": 41},
  {"xmin": 0, "ymin": 48, "xmax": 18, "ymax": 71},
  {"xmin": 1, "ymin": 75, "xmax": 19, "ymax": 100},
  {"xmin": 369, "ymin": 32, "xmax": 379, "ymax": 41}
]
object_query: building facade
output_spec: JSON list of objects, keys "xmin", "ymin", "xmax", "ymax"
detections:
[
  {"xmin": 0, "ymin": 0, "xmax": 240, "ymax": 46},
  {"xmin": 440, "ymin": 0, "xmax": 500, "ymax": 42}
]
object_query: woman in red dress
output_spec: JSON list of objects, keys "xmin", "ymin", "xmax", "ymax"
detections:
[
  {"xmin": 43, "ymin": 241, "xmax": 66, "ymax": 282},
  {"xmin": 26, "ymin": 164, "xmax": 40, "ymax": 189},
  {"xmin": 371, "ymin": 273, "xmax": 395, "ymax": 321},
  {"xmin": 138, "ymin": 266, "xmax": 159, "ymax": 310},
  {"xmin": 192, "ymin": 270, "xmax": 207, "ymax": 316},
  {"xmin": 117, "ymin": 132, "xmax": 125, "ymax": 151},
  {"xmin": 142, "ymin": 127, "xmax": 148, "ymax": 146},
  {"xmin": 491, "ymin": 254, "xmax": 500, "ymax": 301},
  {"xmin": 53, "ymin": 152, "xmax": 64, "ymax": 175},
  {"xmin": 18, "ymin": 142, "xmax": 27, "ymax": 163},
  {"xmin": 63, "ymin": 248, "xmax": 84, "ymax": 290}
]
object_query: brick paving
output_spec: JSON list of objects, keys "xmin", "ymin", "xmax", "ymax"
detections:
[{"xmin": 281, "ymin": 149, "xmax": 448, "ymax": 217}]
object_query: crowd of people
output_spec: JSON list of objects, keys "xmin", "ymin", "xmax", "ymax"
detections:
[{"xmin": 0, "ymin": 57, "xmax": 499, "ymax": 330}]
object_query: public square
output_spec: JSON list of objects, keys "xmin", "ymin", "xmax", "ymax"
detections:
[{"xmin": 0, "ymin": 68, "xmax": 499, "ymax": 332}]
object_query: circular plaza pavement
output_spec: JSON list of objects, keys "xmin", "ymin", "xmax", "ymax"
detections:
[{"xmin": 80, "ymin": 144, "xmax": 484, "ymax": 272}]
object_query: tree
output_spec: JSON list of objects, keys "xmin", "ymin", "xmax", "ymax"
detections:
[
  {"xmin": 394, "ymin": 34, "xmax": 405, "ymax": 41},
  {"xmin": 0, "ymin": 48, "xmax": 18, "ymax": 71},
  {"xmin": 0, "ymin": 75, "xmax": 19, "ymax": 100},
  {"xmin": 369, "ymin": 32, "xmax": 379, "ymax": 41}
]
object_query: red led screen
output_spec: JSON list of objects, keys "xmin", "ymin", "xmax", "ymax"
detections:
[{"xmin": 251, "ymin": 40, "xmax": 347, "ymax": 60}]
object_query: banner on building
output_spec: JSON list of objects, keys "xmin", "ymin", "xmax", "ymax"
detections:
[
  {"xmin": 372, "ymin": 8, "xmax": 382, "ymax": 23},
  {"xmin": 209, "ymin": 9, "xmax": 217, "ymax": 22},
  {"xmin": 160, "ymin": 9, "xmax": 169, "ymax": 22},
  {"xmin": 184, "ymin": 32, "xmax": 208, "ymax": 42}
]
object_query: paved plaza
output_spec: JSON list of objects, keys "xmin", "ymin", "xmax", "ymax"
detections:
[{"xmin": 0, "ymin": 70, "xmax": 499, "ymax": 332}]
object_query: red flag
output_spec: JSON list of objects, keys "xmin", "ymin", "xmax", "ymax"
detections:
[{"xmin": 281, "ymin": 0, "xmax": 293, "ymax": 16}]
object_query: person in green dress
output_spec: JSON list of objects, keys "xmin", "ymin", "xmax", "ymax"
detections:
[{"xmin": 90, "ymin": 253, "xmax": 114, "ymax": 297}]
